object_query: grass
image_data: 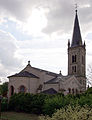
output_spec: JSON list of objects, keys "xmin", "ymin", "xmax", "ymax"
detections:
[{"xmin": 1, "ymin": 112, "xmax": 39, "ymax": 120}]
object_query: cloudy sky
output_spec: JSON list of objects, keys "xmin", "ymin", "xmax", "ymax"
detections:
[{"xmin": 0, "ymin": 0, "xmax": 92, "ymax": 83}]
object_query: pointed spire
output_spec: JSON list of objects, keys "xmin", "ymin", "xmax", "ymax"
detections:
[{"xmin": 71, "ymin": 10, "xmax": 82, "ymax": 47}]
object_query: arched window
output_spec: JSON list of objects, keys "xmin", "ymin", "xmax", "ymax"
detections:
[
  {"xmin": 19, "ymin": 85, "xmax": 26, "ymax": 93},
  {"xmin": 76, "ymin": 89, "xmax": 78, "ymax": 94},
  {"xmin": 72, "ymin": 88, "xmax": 74, "ymax": 94},
  {"xmin": 68, "ymin": 88, "xmax": 71, "ymax": 94},
  {"xmin": 72, "ymin": 55, "xmax": 77, "ymax": 63},
  {"xmin": 82, "ymin": 56, "xmax": 84, "ymax": 64},
  {"xmin": 72, "ymin": 66, "xmax": 76, "ymax": 73},
  {"xmin": 72, "ymin": 55, "xmax": 75, "ymax": 63},
  {"xmin": 10, "ymin": 86, "xmax": 14, "ymax": 96},
  {"xmin": 74, "ymin": 55, "xmax": 76, "ymax": 62}
]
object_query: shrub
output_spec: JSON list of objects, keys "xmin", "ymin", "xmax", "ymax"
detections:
[
  {"xmin": 30, "ymin": 94, "xmax": 48, "ymax": 114},
  {"xmin": 9, "ymin": 93, "xmax": 48, "ymax": 114},
  {"xmin": 42, "ymin": 93, "xmax": 92, "ymax": 116},
  {"xmin": 43, "ymin": 96, "xmax": 67, "ymax": 116},
  {"xmin": 8, "ymin": 92, "xmax": 92, "ymax": 115},
  {"xmin": 1, "ymin": 97, "xmax": 8, "ymax": 111},
  {"xmin": 78, "ymin": 94, "xmax": 92, "ymax": 107},
  {"xmin": 85, "ymin": 87, "xmax": 92, "ymax": 94},
  {"xmin": 39, "ymin": 105, "xmax": 92, "ymax": 120}
]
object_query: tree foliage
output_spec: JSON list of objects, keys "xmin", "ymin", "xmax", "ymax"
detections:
[
  {"xmin": 9, "ymin": 93, "xmax": 48, "ymax": 114},
  {"xmin": 8, "ymin": 90, "xmax": 92, "ymax": 116},
  {"xmin": 1, "ymin": 97, "xmax": 8, "ymax": 111},
  {"xmin": 0, "ymin": 82, "xmax": 8, "ymax": 96},
  {"xmin": 39, "ymin": 105, "xmax": 92, "ymax": 120},
  {"xmin": 85, "ymin": 87, "xmax": 92, "ymax": 94}
]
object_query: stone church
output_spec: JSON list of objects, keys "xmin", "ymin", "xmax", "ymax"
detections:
[{"xmin": 8, "ymin": 10, "xmax": 86, "ymax": 98}]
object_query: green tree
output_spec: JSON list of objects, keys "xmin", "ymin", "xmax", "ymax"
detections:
[
  {"xmin": 85, "ymin": 87, "xmax": 92, "ymax": 94},
  {"xmin": 0, "ymin": 82, "xmax": 8, "ymax": 96}
]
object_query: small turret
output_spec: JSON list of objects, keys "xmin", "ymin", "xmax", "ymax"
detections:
[
  {"xmin": 84, "ymin": 41, "xmax": 86, "ymax": 47},
  {"xmin": 59, "ymin": 70, "xmax": 62, "ymax": 75},
  {"xmin": 28, "ymin": 61, "xmax": 31, "ymax": 66},
  {"xmin": 68, "ymin": 39, "xmax": 70, "ymax": 48}
]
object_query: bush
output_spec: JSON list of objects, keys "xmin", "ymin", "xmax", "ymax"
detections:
[
  {"xmin": 39, "ymin": 105, "xmax": 92, "ymax": 120},
  {"xmin": 1, "ymin": 97, "xmax": 8, "ymax": 111},
  {"xmin": 8, "ymin": 92, "xmax": 92, "ymax": 116},
  {"xmin": 85, "ymin": 87, "xmax": 92, "ymax": 94},
  {"xmin": 78, "ymin": 94, "xmax": 92, "ymax": 107},
  {"xmin": 30, "ymin": 94, "xmax": 48, "ymax": 114},
  {"xmin": 9, "ymin": 93, "xmax": 48, "ymax": 114},
  {"xmin": 43, "ymin": 93, "xmax": 92, "ymax": 116},
  {"xmin": 43, "ymin": 96, "xmax": 67, "ymax": 116}
]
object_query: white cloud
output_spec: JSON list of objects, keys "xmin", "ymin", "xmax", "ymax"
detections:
[
  {"xmin": 17, "ymin": 48, "xmax": 67, "ymax": 75},
  {"xmin": 0, "ymin": 0, "xmax": 92, "ymax": 37},
  {"xmin": 42, "ymin": 0, "xmax": 92, "ymax": 36},
  {"xmin": 0, "ymin": 0, "xmax": 92, "ymax": 83},
  {"xmin": 16, "ymin": 7, "xmax": 47, "ymax": 36},
  {"xmin": 0, "ymin": 0, "xmax": 40, "ymax": 21},
  {"xmin": 0, "ymin": 30, "xmax": 23, "ymax": 79}
]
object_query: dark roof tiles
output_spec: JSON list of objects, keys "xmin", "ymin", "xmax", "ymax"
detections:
[
  {"xmin": 8, "ymin": 71, "xmax": 39, "ymax": 78},
  {"xmin": 31, "ymin": 66, "xmax": 58, "ymax": 77},
  {"xmin": 44, "ymin": 77, "xmax": 59, "ymax": 84},
  {"xmin": 44, "ymin": 75, "xmax": 72, "ymax": 84},
  {"xmin": 42, "ymin": 88, "xmax": 57, "ymax": 94}
]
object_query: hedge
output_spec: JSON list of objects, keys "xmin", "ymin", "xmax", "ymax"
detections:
[{"xmin": 7, "ymin": 87, "xmax": 92, "ymax": 116}]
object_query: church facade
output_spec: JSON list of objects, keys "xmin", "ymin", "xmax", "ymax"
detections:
[{"xmin": 8, "ymin": 10, "xmax": 86, "ymax": 98}]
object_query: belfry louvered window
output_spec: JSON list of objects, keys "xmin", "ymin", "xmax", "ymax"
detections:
[
  {"xmin": 72, "ymin": 66, "xmax": 76, "ymax": 73},
  {"xmin": 72, "ymin": 55, "xmax": 76, "ymax": 63}
]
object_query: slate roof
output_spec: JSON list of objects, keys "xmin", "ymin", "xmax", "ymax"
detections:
[
  {"xmin": 44, "ymin": 77, "xmax": 59, "ymax": 84},
  {"xmin": 42, "ymin": 88, "xmax": 57, "ymax": 94},
  {"xmin": 71, "ymin": 10, "xmax": 82, "ymax": 47},
  {"xmin": 8, "ymin": 71, "xmax": 39, "ymax": 78},
  {"xmin": 62, "ymin": 75, "xmax": 72, "ymax": 80},
  {"xmin": 8, "ymin": 62, "xmax": 58, "ymax": 79},
  {"xmin": 44, "ymin": 75, "xmax": 72, "ymax": 84},
  {"xmin": 31, "ymin": 66, "xmax": 58, "ymax": 77}
]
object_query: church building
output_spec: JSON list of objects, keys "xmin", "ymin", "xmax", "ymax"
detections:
[{"xmin": 8, "ymin": 10, "xmax": 86, "ymax": 98}]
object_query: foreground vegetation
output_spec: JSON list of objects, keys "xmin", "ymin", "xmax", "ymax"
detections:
[
  {"xmin": 5, "ymin": 87, "xmax": 92, "ymax": 115},
  {"xmin": 39, "ymin": 105, "xmax": 92, "ymax": 120},
  {"xmin": 0, "ymin": 82, "xmax": 8, "ymax": 97},
  {"xmin": 1, "ymin": 112, "xmax": 39, "ymax": 120},
  {"xmin": 1, "ymin": 87, "xmax": 92, "ymax": 120}
]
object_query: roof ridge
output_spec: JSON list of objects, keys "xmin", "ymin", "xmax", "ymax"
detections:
[{"xmin": 31, "ymin": 66, "xmax": 58, "ymax": 76}]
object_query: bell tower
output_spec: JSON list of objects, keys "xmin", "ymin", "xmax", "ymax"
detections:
[{"xmin": 68, "ymin": 9, "xmax": 86, "ymax": 90}]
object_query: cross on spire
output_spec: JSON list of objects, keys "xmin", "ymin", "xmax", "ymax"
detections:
[{"xmin": 75, "ymin": 3, "xmax": 78, "ymax": 12}]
